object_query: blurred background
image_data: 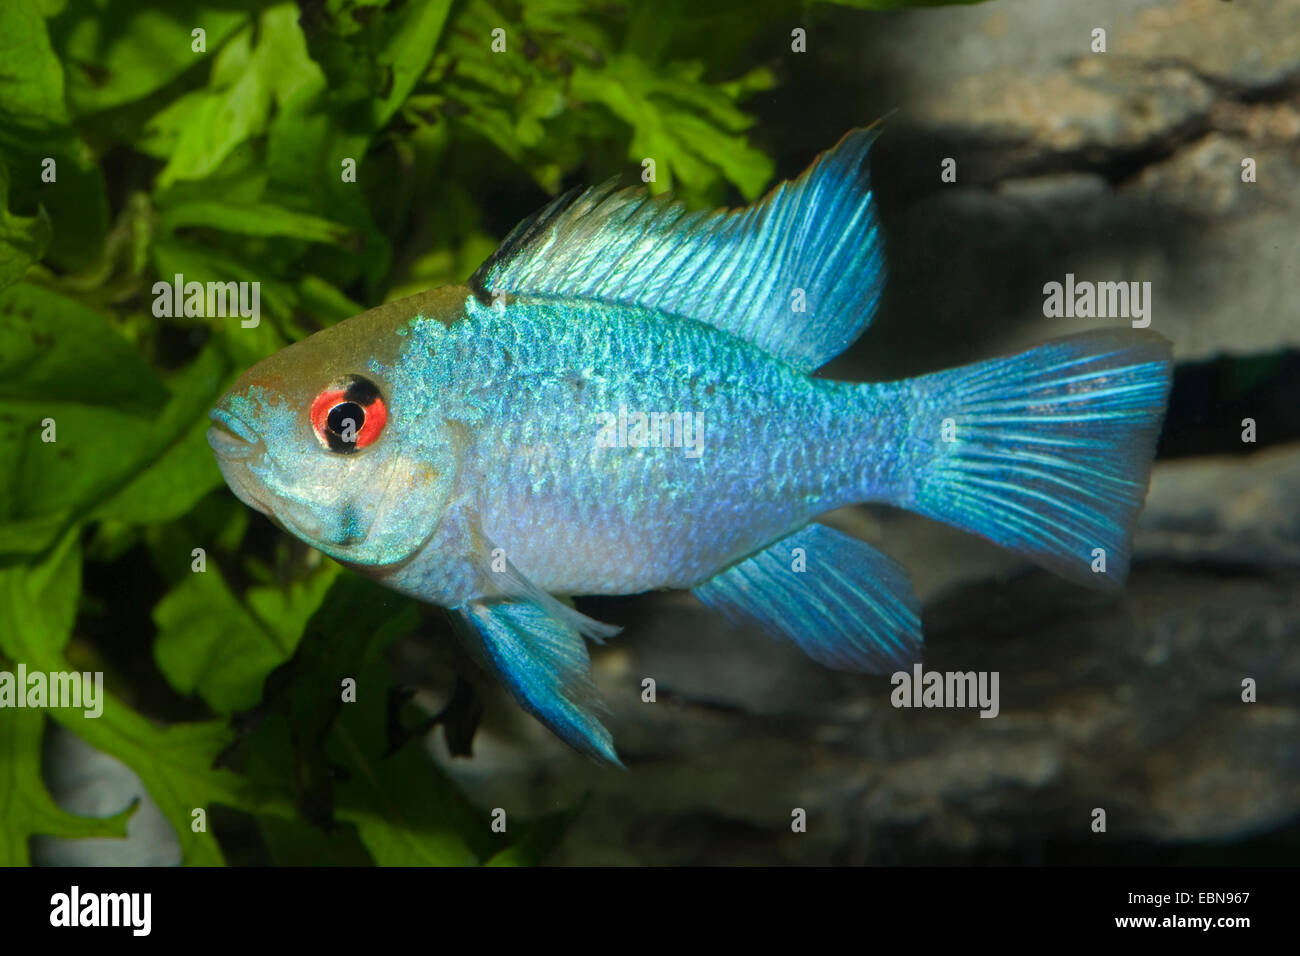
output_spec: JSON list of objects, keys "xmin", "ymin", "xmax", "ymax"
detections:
[{"xmin": 1, "ymin": 0, "xmax": 1296, "ymax": 866}]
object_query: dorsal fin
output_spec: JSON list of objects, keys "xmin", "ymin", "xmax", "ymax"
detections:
[{"xmin": 470, "ymin": 127, "xmax": 887, "ymax": 372}]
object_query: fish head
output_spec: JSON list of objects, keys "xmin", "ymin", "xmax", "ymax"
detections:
[{"xmin": 207, "ymin": 289, "xmax": 468, "ymax": 568}]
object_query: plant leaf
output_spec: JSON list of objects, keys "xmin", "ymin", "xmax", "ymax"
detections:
[
  {"xmin": 482, "ymin": 798, "xmax": 586, "ymax": 867},
  {"xmin": 153, "ymin": 559, "xmax": 340, "ymax": 714},
  {"xmin": 47, "ymin": 0, "xmax": 250, "ymax": 117},
  {"xmin": 0, "ymin": 709, "xmax": 134, "ymax": 866},
  {"xmin": 0, "ymin": 158, "xmax": 51, "ymax": 292}
]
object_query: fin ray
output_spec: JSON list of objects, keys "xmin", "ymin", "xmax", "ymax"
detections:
[
  {"xmin": 693, "ymin": 524, "xmax": 922, "ymax": 674},
  {"xmin": 456, "ymin": 601, "xmax": 621, "ymax": 766},
  {"xmin": 898, "ymin": 330, "xmax": 1173, "ymax": 588},
  {"xmin": 472, "ymin": 128, "xmax": 887, "ymax": 371}
]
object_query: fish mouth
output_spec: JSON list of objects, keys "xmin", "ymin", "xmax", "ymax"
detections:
[
  {"xmin": 207, "ymin": 408, "xmax": 276, "ymax": 519},
  {"xmin": 207, "ymin": 408, "xmax": 261, "ymax": 461}
]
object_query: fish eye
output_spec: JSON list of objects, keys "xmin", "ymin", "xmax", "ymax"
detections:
[{"xmin": 310, "ymin": 375, "xmax": 388, "ymax": 454}]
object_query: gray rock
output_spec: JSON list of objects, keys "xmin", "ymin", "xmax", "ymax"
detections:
[
  {"xmin": 32, "ymin": 725, "xmax": 182, "ymax": 867},
  {"xmin": 1139, "ymin": 443, "xmax": 1300, "ymax": 567},
  {"xmin": 794, "ymin": 0, "xmax": 1300, "ymax": 371}
]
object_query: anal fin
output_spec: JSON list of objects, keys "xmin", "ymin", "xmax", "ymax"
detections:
[{"xmin": 693, "ymin": 524, "xmax": 922, "ymax": 674}]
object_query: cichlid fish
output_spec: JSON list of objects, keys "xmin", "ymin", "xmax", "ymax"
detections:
[{"xmin": 208, "ymin": 129, "xmax": 1172, "ymax": 765}]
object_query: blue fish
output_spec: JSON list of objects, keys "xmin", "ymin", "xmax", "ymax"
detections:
[{"xmin": 208, "ymin": 129, "xmax": 1173, "ymax": 764}]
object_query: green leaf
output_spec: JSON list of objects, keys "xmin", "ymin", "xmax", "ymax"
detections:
[
  {"xmin": 0, "ymin": 709, "xmax": 134, "ymax": 866},
  {"xmin": 369, "ymin": 0, "xmax": 454, "ymax": 130},
  {"xmin": 153, "ymin": 559, "xmax": 340, "ymax": 714},
  {"xmin": 241, "ymin": 574, "xmax": 420, "ymax": 831},
  {"xmin": 482, "ymin": 798, "xmax": 586, "ymax": 867},
  {"xmin": 47, "ymin": 705, "xmax": 257, "ymax": 866},
  {"xmin": 0, "ymin": 512, "xmax": 72, "ymax": 560},
  {"xmin": 569, "ymin": 55, "xmax": 774, "ymax": 198},
  {"xmin": 329, "ymin": 654, "xmax": 483, "ymax": 866},
  {"xmin": 0, "ymin": 532, "xmax": 292, "ymax": 866},
  {"xmin": 242, "ymin": 573, "xmax": 498, "ymax": 866},
  {"xmin": 301, "ymin": 0, "xmax": 453, "ymax": 132},
  {"xmin": 0, "ymin": 282, "xmax": 164, "ymax": 410},
  {"xmin": 0, "ymin": 0, "xmax": 67, "ymax": 123},
  {"xmin": 154, "ymin": 6, "xmax": 325, "ymax": 188},
  {"xmin": 93, "ymin": 345, "xmax": 230, "ymax": 526},
  {"xmin": 0, "ymin": 0, "xmax": 107, "ymax": 270},
  {"xmin": 0, "ymin": 535, "xmax": 157, "ymax": 863},
  {"xmin": 255, "ymin": 813, "xmax": 373, "ymax": 866},
  {"xmin": 0, "ymin": 525, "xmax": 82, "ymax": 660},
  {"xmin": 157, "ymin": 198, "xmax": 353, "ymax": 244},
  {"xmin": 47, "ymin": 0, "xmax": 251, "ymax": 117},
  {"xmin": 0, "ymin": 158, "xmax": 51, "ymax": 292},
  {"xmin": 0, "ymin": 283, "xmax": 214, "ymax": 557}
]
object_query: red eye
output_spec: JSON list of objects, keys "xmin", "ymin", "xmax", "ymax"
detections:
[{"xmin": 310, "ymin": 375, "xmax": 387, "ymax": 454}]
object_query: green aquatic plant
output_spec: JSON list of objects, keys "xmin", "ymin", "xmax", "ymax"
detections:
[{"xmin": 0, "ymin": 0, "xmax": 994, "ymax": 866}]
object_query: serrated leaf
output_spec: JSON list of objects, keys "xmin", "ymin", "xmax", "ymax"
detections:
[
  {"xmin": 569, "ymin": 55, "xmax": 773, "ymax": 198},
  {"xmin": 47, "ymin": 0, "xmax": 251, "ymax": 117},
  {"xmin": 0, "ymin": 283, "xmax": 227, "ymax": 558},
  {"xmin": 0, "ymin": 1, "xmax": 107, "ymax": 270},
  {"xmin": 47, "ymin": 706, "xmax": 257, "ymax": 866},
  {"xmin": 0, "ymin": 531, "xmax": 288, "ymax": 866},
  {"xmin": 0, "ymin": 158, "xmax": 51, "ymax": 292},
  {"xmin": 0, "ymin": 709, "xmax": 134, "ymax": 866},
  {"xmin": 94, "ymin": 345, "xmax": 231, "ymax": 525},
  {"xmin": 153, "ymin": 559, "xmax": 340, "ymax": 714},
  {"xmin": 157, "ymin": 198, "xmax": 353, "ymax": 244}
]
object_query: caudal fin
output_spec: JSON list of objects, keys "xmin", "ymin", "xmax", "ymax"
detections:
[{"xmin": 898, "ymin": 330, "xmax": 1173, "ymax": 588}]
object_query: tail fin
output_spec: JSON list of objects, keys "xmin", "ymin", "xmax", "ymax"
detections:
[{"xmin": 897, "ymin": 330, "xmax": 1173, "ymax": 588}]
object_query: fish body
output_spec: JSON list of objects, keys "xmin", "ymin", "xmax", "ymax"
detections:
[
  {"xmin": 209, "ymin": 129, "xmax": 1172, "ymax": 763},
  {"xmin": 383, "ymin": 293, "xmax": 898, "ymax": 601}
]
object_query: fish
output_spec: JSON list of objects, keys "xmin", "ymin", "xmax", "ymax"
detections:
[{"xmin": 207, "ymin": 128, "xmax": 1173, "ymax": 766}]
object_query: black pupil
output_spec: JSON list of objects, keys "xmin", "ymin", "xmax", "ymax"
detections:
[
  {"xmin": 327, "ymin": 402, "xmax": 365, "ymax": 441},
  {"xmin": 319, "ymin": 375, "xmax": 382, "ymax": 454}
]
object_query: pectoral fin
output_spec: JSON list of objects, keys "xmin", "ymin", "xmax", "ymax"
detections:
[
  {"xmin": 467, "ymin": 513, "xmax": 621, "ymax": 643},
  {"xmin": 693, "ymin": 524, "xmax": 922, "ymax": 674},
  {"xmin": 455, "ymin": 600, "xmax": 621, "ymax": 766}
]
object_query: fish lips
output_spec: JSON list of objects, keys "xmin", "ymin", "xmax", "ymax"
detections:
[
  {"xmin": 207, "ymin": 407, "xmax": 274, "ymax": 516},
  {"xmin": 207, "ymin": 407, "xmax": 260, "ymax": 458},
  {"xmin": 206, "ymin": 418, "xmax": 323, "ymax": 542}
]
